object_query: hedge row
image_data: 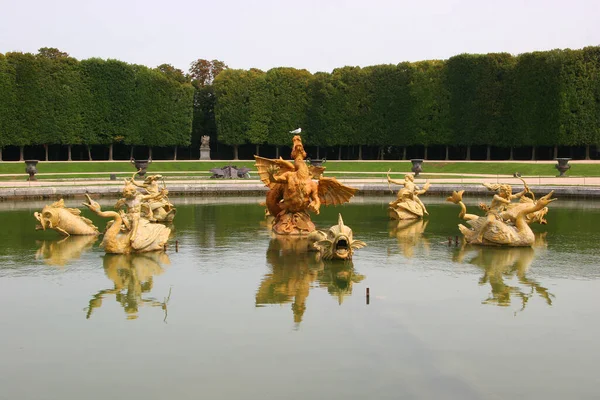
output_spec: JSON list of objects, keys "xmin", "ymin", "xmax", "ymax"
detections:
[{"xmin": 211, "ymin": 47, "xmax": 600, "ymax": 159}]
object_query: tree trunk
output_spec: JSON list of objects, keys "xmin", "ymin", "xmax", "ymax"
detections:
[
  {"xmin": 233, "ymin": 144, "xmax": 239, "ymax": 160},
  {"xmin": 338, "ymin": 146, "xmax": 342, "ymax": 160},
  {"xmin": 316, "ymin": 146, "xmax": 320, "ymax": 159},
  {"xmin": 19, "ymin": 146, "xmax": 24, "ymax": 161},
  {"xmin": 486, "ymin": 145, "xmax": 491, "ymax": 161},
  {"xmin": 402, "ymin": 146, "xmax": 407, "ymax": 160},
  {"xmin": 358, "ymin": 145, "xmax": 362, "ymax": 160},
  {"xmin": 148, "ymin": 147, "xmax": 153, "ymax": 160},
  {"xmin": 445, "ymin": 145, "xmax": 449, "ymax": 161},
  {"xmin": 379, "ymin": 146, "xmax": 385, "ymax": 160},
  {"xmin": 424, "ymin": 146, "xmax": 428, "ymax": 160},
  {"xmin": 585, "ymin": 145, "xmax": 590, "ymax": 160},
  {"xmin": 109, "ymin": 144, "xmax": 114, "ymax": 161},
  {"xmin": 255, "ymin": 144, "xmax": 259, "ymax": 156},
  {"xmin": 465, "ymin": 145, "xmax": 471, "ymax": 161},
  {"xmin": 275, "ymin": 146, "xmax": 279, "ymax": 159},
  {"xmin": 130, "ymin": 146, "xmax": 134, "ymax": 160},
  {"xmin": 67, "ymin": 145, "xmax": 72, "ymax": 161},
  {"xmin": 553, "ymin": 145, "xmax": 558, "ymax": 159},
  {"xmin": 0, "ymin": 147, "xmax": 2, "ymax": 161},
  {"xmin": 87, "ymin": 145, "xmax": 92, "ymax": 161},
  {"xmin": 509, "ymin": 147, "xmax": 514, "ymax": 160},
  {"xmin": 44, "ymin": 144, "xmax": 49, "ymax": 161},
  {"xmin": 173, "ymin": 146, "xmax": 178, "ymax": 161},
  {"xmin": 531, "ymin": 146, "xmax": 536, "ymax": 161}
]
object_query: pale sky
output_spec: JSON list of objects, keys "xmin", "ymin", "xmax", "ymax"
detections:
[{"xmin": 1, "ymin": 0, "xmax": 599, "ymax": 73}]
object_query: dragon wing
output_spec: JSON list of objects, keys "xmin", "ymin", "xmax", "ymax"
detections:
[
  {"xmin": 317, "ymin": 177, "xmax": 358, "ymax": 206},
  {"xmin": 254, "ymin": 156, "xmax": 295, "ymax": 188},
  {"xmin": 309, "ymin": 165, "xmax": 326, "ymax": 180}
]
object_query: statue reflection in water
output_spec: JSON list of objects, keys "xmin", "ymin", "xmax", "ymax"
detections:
[
  {"xmin": 388, "ymin": 219, "xmax": 430, "ymax": 258},
  {"xmin": 453, "ymin": 233, "xmax": 554, "ymax": 312},
  {"xmin": 256, "ymin": 237, "xmax": 365, "ymax": 325},
  {"xmin": 36, "ymin": 235, "xmax": 98, "ymax": 267},
  {"xmin": 85, "ymin": 252, "xmax": 171, "ymax": 320}
]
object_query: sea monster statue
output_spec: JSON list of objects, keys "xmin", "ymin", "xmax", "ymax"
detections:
[
  {"xmin": 34, "ymin": 199, "xmax": 100, "ymax": 236},
  {"xmin": 307, "ymin": 214, "xmax": 367, "ymax": 260},
  {"xmin": 446, "ymin": 177, "xmax": 556, "ymax": 247},
  {"xmin": 254, "ymin": 135, "xmax": 358, "ymax": 235},
  {"xmin": 386, "ymin": 170, "xmax": 431, "ymax": 220}
]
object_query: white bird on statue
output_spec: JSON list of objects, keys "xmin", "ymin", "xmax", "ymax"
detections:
[{"xmin": 289, "ymin": 128, "xmax": 302, "ymax": 134}]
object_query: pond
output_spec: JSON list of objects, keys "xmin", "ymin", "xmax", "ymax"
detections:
[{"xmin": 1, "ymin": 196, "xmax": 600, "ymax": 400}]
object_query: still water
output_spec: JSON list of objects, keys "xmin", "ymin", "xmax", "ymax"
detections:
[{"xmin": 1, "ymin": 196, "xmax": 599, "ymax": 400}]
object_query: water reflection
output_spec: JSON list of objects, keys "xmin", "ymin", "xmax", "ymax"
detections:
[
  {"xmin": 388, "ymin": 219, "xmax": 430, "ymax": 258},
  {"xmin": 85, "ymin": 252, "xmax": 171, "ymax": 320},
  {"xmin": 35, "ymin": 236, "xmax": 98, "ymax": 267},
  {"xmin": 256, "ymin": 237, "xmax": 365, "ymax": 324},
  {"xmin": 453, "ymin": 234, "xmax": 554, "ymax": 311}
]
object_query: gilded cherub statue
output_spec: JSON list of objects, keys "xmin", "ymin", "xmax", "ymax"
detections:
[
  {"xmin": 386, "ymin": 171, "xmax": 430, "ymax": 220},
  {"xmin": 129, "ymin": 171, "xmax": 176, "ymax": 222},
  {"xmin": 83, "ymin": 186, "xmax": 171, "ymax": 254},
  {"xmin": 254, "ymin": 134, "xmax": 357, "ymax": 235},
  {"xmin": 446, "ymin": 177, "xmax": 556, "ymax": 247}
]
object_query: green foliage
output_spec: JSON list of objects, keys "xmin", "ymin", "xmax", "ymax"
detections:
[
  {"xmin": 0, "ymin": 53, "xmax": 18, "ymax": 148},
  {"xmin": 213, "ymin": 69, "xmax": 256, "ymax": 146},
  {"xmin": 447, "ymin": 53, "xmax": 514, "ymax": 147},
  {"xmin": 264, "ymin": 68, "xmax": 311, "ymax": 145}
]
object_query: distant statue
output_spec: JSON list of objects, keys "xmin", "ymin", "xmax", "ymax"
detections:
[
  {"xmin": 254, "ymin": 135, "xmax": 357, "ymax": 235},
  {"xmin": 386, "ymin": 171, "xmax": 430, "ymax": 220},
  {"xmin": 200, "ymin": 135, "xmax": 211, "ymax": 160}
]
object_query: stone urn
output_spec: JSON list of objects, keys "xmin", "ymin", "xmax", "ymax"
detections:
[
  {"xmin": 555, "ymin": 158, "xmax": 571, "ymax": 177},
  {"xmin": 25, "ymin": 160, "xmax": 39, "ymax": 181},
  {"xmin": 131, "ymin": 158, "xmax": 151, "ymax": 178},
  {"xmin": 410, "ymin": 159, "xmax": 424, "ymax": 177}
]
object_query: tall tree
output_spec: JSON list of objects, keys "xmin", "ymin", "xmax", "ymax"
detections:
[{"xmin": 189, "ymin": 59, "xmax": 228, "ymax": 87}]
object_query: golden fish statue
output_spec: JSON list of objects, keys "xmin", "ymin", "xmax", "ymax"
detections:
[
  {"xmin": 34, "ymin": 199, "xmax": 99, "ymax": 236},
  {"xmin": 446, "ymin": 179, "xmax": 556, "ymax": 247},
  {"xmin": 255, "ymin": 134, "xmax": 357, "ymax": 235},
  {"xmin": 308, "ymin": 214, "xmax": 367, "ymax": 260}
]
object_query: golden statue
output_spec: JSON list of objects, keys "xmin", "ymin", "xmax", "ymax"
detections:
[
  {"xmin": 34, "ymin": 199, "xmax": 99, "ymax": 236},
  {"xmin": 85, "ymin": 252, "xmax": 171, "ymax": 320},
  {"xmin": 386, "ymin": 171, "xmax": 430, "ymax": 220},
  {"xmin": 307, "ymin": 214, "xmax": 366, "ymax": 260},
  {"xmin": 35, "ymin": 235, "xmax": 98, "ymax": 267},
  {"xmin": 254, "ymin": 135, "xmax": 357, "ymax": 235},
  {"xmin": 83, "ymin": 191, "xmax": 171, "ymax": 254},
  {"xmin": 453, "ymin": 235, "xmax": 554, "ymax": 310},
  {"xmin": 388, "ymin": 219, "xmax": 430, "ymax": 258},
  {"xmin": 129, "ymin": 172, "xmax": 176, "ymax": 223},
  {"xmin": 446, "ymin": 178, "xmax": 556, "ymax": 246}
]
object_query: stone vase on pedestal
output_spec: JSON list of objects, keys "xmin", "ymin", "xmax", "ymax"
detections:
[
  {"xmin": 131, "ymin": 159, "xmax": 151, "ymax": 178},
  {"xmin": 410, "ymin": 159, "xmax": 424, "ymax": 177},
  {"xmin": 555, "ymin": 158, "xmax": 571, "ymax": 177},
  {"xmin": 25, "ymin": 160, "xmax": 39, "ymax": 181}
]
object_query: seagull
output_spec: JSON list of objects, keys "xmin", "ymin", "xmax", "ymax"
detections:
[{"xmin": 289, "ymin": 128, "xmax": 302, "ymax": 134}]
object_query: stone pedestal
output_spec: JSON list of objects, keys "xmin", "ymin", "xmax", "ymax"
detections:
[{"xmin": 200, "ymin": 147, "xmax": 211, "ymax": 160}]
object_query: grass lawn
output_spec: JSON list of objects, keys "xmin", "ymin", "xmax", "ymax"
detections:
[{"xmin": 1, "ymin": 160, "xmax": 599, "ymax": 177}]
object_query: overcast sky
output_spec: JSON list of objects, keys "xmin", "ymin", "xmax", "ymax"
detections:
[{"xmin": 1, "ymin": 0, "xmax": 599, "ymax": 73}]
